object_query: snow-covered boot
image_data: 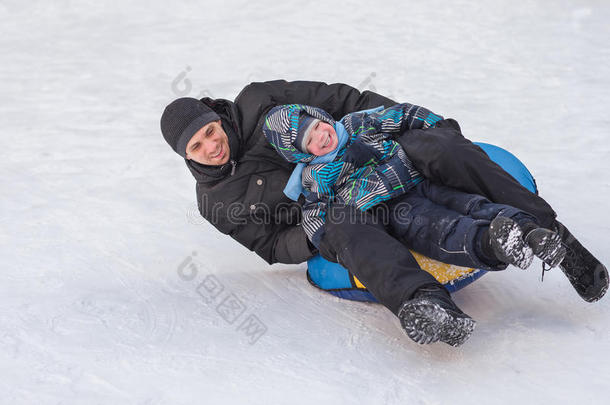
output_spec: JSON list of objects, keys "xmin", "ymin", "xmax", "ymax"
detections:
[
  {"xmin": 398, "ymin": 285, "xmax": 476, "ymax": 347},
  {"xmin": 553, "ymin": 220, "xmax": 608, "ymax": 302},
  {"xmin": 523, "ymin": 227, "xmax": 566, "ymax": 268},
  {"xmin": 488, "ymin": 216, "xmax": 534, "ymax": 269}
]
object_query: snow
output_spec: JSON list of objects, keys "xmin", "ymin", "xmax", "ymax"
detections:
[{"xmin": 1, "ymin": 0, "xmax": 609, "ymax": 403}]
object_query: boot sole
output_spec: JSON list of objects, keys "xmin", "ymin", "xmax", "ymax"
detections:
[
  {"xmin": 490, "ymin": 217, "xmax": 534, "ymax": 269},
  {"xmin": 398, "ymin": 299, "xmax": 476, "ymax": 347},
  {"xmin": 527, "ymin": 230, "xmax": 567, "ymax": 268},
  {"xmin": 555, "ymin": 221, "xmax": 609, "ymax": 302},
  {"xmin": 560, "ymin": 261, "xmax": 609, "ymax": 303}
]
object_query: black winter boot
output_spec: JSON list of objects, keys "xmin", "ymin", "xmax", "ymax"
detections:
[
  {"xmin": 398, "ymin": 285, "xmax": 476, "ymax": 347},
  {"xmin": 488, "ymin": 216, "xmax": 534, "ymax": 269},
  {"xmin": 523, "ymin": 227, "xmax": 566, "ymax": 268},
  {"xmin": 553, "ymin": 220, "xmax": 608, "ymax": 302}
]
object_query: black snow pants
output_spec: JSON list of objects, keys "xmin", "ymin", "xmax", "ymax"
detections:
[
  {"xmin": 397, "ymin": 119, "xmax": 557, "ymax": 228},
  {"xmin": 319, "ymin": 203, "xmax": 441, "ymax": 315}
]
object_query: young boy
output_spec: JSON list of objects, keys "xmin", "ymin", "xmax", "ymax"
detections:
[{"xmin": 263, "ymin": 103, "xmax": 566, "ymax": 345}]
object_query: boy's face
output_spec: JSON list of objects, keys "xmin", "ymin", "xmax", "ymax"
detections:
[{"xmin": 305, "ymin": 121, "xmax": 338, "ymax": 156}]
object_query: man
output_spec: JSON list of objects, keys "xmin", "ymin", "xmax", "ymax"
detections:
[{"xmin": 160, "ymin": 80, "xmax": 608, "ymax": 346}]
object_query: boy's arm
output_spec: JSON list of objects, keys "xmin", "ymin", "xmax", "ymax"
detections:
[
  {"xmin": 362, "ymin": 103, "xmax": 444, "ymax": 135},
  {"xmin": 301, "ymin": 195, "xmax": 329, "ymax": 249},
  {"xmin": 300, "ymin": 162, "xmax": 345, "ymax": 247}
]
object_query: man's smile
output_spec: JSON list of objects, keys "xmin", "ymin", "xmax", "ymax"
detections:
[{"xmin": 211, "ymin": 145, "xmax": 224, "ymax": 160}]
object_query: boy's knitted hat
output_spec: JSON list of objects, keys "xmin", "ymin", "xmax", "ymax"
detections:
[{"xmin": 294, "ymin": 116, "xmax": 321, "ymax": 153}]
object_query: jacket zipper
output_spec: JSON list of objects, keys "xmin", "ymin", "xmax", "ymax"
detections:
[{"xmin": 230, "ymin": 159, "xmax": 237, "ymax": 176}]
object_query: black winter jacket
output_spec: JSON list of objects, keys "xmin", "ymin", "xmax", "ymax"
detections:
[{"xmin": 186, "ymin": 80, "xmax": 396, "ymax": 264}]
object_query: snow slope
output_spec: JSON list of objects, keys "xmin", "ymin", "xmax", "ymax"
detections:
[{"xmin": 1, "ymin": 1, "xmax": 609, "ymax": 404}]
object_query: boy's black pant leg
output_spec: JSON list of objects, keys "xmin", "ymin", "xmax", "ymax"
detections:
[
  {"xmin": 396, "ymin": 120, "xmax": 557, "ymax": 228},
  {"xmin": 318, "ymin": 204, "xmax": 442, "ymax": 316}
]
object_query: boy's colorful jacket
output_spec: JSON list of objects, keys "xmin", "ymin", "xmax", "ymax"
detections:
[{"xmin": 263, "ymin": 103, "xmax": 444, "ymax": 247}]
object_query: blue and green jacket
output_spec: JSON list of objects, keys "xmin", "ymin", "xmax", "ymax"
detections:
[{"xmin": 263, "ymin": 103, "xmax": 443, "ymax": 247}]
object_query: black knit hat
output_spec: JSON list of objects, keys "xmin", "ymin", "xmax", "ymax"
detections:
[{"xmin": 160, "ymin": 97, "xmax": 220, "ymax": 158}]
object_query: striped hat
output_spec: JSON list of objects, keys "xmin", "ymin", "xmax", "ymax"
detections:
[{"xmin": 294, "ymin": 116, "xmax": 320, "ymax": 153}]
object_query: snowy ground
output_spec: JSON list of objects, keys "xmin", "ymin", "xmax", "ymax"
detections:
[{"xmin": 1, "ymin": 1, "xmax": 610, "ymax": 404}]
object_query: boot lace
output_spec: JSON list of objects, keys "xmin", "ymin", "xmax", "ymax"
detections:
[{"xmin": 541, "ymin": 262, "xmax": 551, "ymax": 282}]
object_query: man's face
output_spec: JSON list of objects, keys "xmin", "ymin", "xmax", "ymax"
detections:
[
  {"xmin": 305, "ymin": 121, "xmax": 337, "ymax": 156},
  {"xmin": 185, "ymin": 120, "xmax": 230, "ymax": 165}
]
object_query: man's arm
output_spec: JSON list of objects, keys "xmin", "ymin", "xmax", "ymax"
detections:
[
  {"xmin": 235, "ymin": 80, "xmax": 398, "ymax": 139},
  {"xmin": 230, "ymin": 220, "xmax": 314, "ymax": 265},
  {"xmin": 197, "ymin": 189, "xmax": 314, "ymax": 264},
  {"xmin": 206, "ymin": 211, "xmax": 314, "ymax": 265}
]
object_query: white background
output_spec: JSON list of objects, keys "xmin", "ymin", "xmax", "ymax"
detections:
[{"xmin": 1, "ymin": 1, "xmax": 609, "ymax": 404}]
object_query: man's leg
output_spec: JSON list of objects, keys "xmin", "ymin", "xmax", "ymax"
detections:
[
  {"xmin": 396, "ymin": 120, "xmax": 557, "ymax": 228},
  {"xmin": 318, "ymin": 203, "xmax": 440, "ymax": 315},
  {"xmin": 318, "ymin": 203, "xmax": 476, "ymax": 346}
]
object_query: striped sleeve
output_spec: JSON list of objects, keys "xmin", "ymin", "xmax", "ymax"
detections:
[{"xmin": 359, "ymin": 103, "xmax": 444, "ymax": 134}]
